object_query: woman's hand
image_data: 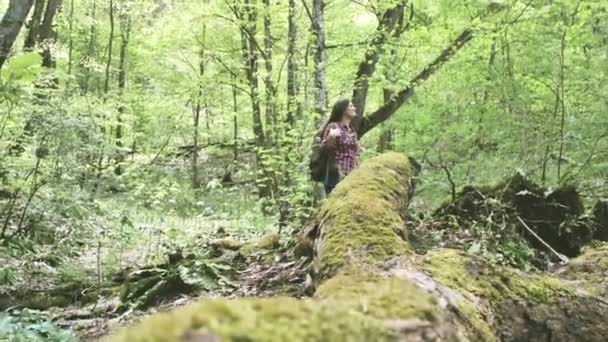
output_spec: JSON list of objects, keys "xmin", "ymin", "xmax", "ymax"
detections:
[{"xmin": 328, "ymin": 128, "xmax": 340, "ymax": 138}]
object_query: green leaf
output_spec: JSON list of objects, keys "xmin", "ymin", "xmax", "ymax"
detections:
[{"xmin": 1, "ymin": 52, "xmax": 42, "ymax": 82}]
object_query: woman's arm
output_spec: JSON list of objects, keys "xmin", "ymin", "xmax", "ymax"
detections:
[{"xmin": 321, "ymin": 123, "xmax": 340, "ymax": 151}]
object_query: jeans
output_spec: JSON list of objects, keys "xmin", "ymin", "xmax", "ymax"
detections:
[{"xmin": 324, "ymin": 171, "xmax": 340, "ymax": 195}]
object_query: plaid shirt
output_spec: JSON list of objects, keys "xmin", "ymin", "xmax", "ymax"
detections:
[{"xmin": 321, "ymin": 122, "xmax": 360, "ymax": 176}]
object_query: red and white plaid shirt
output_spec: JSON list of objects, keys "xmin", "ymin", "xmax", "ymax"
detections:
[{"xmin": 321, "ymin": 122, "xmax": 360, "ymax": 176}]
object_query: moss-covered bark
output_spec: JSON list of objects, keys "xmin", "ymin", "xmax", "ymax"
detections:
[
  {"xmin": 555, "ymin": 243, "xmax": 608, "ymax": 297},
  {"xmin": 109, "ymin": 153, "xmax": 608, "ymax": 342},
  {"xmin": 309, "ymin": 153, "xmax": 415, "ymax": 279}
]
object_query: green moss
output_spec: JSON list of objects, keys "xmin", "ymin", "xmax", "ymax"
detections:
[
  {"xmin": 316, "ymin": 271, "xmax": 438, "ymax": 322},
  {"xmin": 457, "ymin": 300, "xmax": 496, "ymax": 342},
  {"xmin": 239, "ymin": 233, "xmax": 280, "ymax": 256},
  {"xmin": 405, "ymin": 249, "xmax": 577, "ymax": 341},
  {"xmin": 210, "ymin": 238, "xmax": 244, "ymax": 251},
  {"xmin": 558, "ymin": 243, "xmax": 608, "ymax": 296},
  {"xmin": 110, "ymin": 270, "xmax": 446, "ymax": 342},
  {"xmin": 316, "ymin": 153, "xmax": 414, "ymax": 278},
  {"xmin": 419, "ymin": 249, "xmax": 569, "ymax": 305},
  {"xmin": 111, "ymin": 296, "xmax": 397, "ymax": 342}
]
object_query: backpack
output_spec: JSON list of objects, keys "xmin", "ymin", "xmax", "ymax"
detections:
[
  {"xmin": 310, "ymin": 126, "xmax": 340, "ymax": 182},
  {"xmin": 309, "ymin": 131, "xmax": 328, "ymax": 182}
]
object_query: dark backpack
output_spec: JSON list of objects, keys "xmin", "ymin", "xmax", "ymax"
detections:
[{"xmin": 309, "ymin": 131, "xmax": 328, "ymax": 182}]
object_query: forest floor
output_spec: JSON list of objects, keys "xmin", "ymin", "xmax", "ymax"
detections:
[{"xmin": 2, "ymin": 172, "xmax": 607, "ymax": 341}]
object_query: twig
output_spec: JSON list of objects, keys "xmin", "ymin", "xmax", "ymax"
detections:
[{"xmin": 516, "ymin": 216, "xmax": 569, "ymax": 264}]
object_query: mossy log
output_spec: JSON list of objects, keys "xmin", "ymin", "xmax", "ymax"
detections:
[{"xmin": 109, "ymin": 153, "xmax": 608, "ymax": 342}]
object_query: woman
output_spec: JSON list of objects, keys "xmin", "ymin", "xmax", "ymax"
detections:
[{"xmin": 320, "ymin": 99, "xmax": 361, "ymax": 194}]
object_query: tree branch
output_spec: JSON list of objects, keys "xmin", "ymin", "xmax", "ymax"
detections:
[
  {"xmin": 357, "ymin": 27, "xmax": 474, "ymax": 137},
  {"xmin": 351, "ymin": 1, "xmax": 407, "ymax": 118}
]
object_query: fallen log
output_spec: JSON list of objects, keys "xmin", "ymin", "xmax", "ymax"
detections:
[{"xmin": 109, "ymin": 153, "xmax": 608, "ymax": 342}]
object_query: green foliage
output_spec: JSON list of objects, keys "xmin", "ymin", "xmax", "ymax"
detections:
[
  {"xmin": 0, "ymin": 309, "xmax": 77, "ymax": 342},
  {"xmin": 0, "ymin": 0, "xmax": 607, "ymax": 338},
  {"xmin": 466, "ymin": 239, "xmax": 536, "ymax": 271},
  {"xmin": 0, "ymin": 52, "xmax": 42, "ymax": 83}
]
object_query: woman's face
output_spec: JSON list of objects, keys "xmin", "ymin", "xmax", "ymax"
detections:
[{"xmin": 344, "ymin": 102, "xmax": 357, "ymax": 119}]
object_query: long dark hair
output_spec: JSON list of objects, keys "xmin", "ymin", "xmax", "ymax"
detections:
[{"xmin": 321, "ymin": 99, "xmax": 351, "ymax": 133}]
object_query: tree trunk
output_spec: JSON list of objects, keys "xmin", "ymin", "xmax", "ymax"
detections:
[
  {"xmin": 103, "ymin": 0, "xmax": 115, "ymax": 96},
  {"xmin": 92, "ymin": 0, "xmax": 115, "ymax": 192},
  {"xmin": 65, "ymin": 0, "xmax": 75, "ymax": 92},
  {"xmin": 38, "ymin": 0, "xmax": 62, "ymax": 68},
  {"xmin": 262, "ymin": 0, "xmax": 276, "ymax": 147},
  {"xmin": 237, "ymin": 0, "xmax": 264, "ymax": 148},
  {"xmin": 235, "ymin": 0, "xmax": 269, "ymax": 198},
  {"xmin": 114, "ymin": 10, "xmax": 131, "ymax": 176},
  {"xmin": 80, "ymin": 0, "xmax": 97, "ymax": 92},
  {"xmin": 113, "ymin": 153, "xmax": 608, "ymax": 342},
  {"xmin": 23, "ymin": 0, "xmax": 46, "ymax": 51},
  {"xmin": 351, "ymin": 1, "xmax": 407, "ymax": 120},
  {"xmin": 356, "ymin": 28, "xmax": 475, "ymax": 137},
  {"xmin": 232, "ymin": 73, "xmax": 238, "ymax": 163},
  {"xmin": 311, "ymin": 0, "xmax": 328, "ymax": 127},
  {"xmin": 0, "ymin": 0, "xmax": 35, "ymax": 71},
  {"xmin": 377, "ymin": 4, "xmax": 406, "ymax": 153},
  {"xmin": 354, "ymin": 3, "xmax": 509, "ymax": 138},
  {"xmin": 191, "ymin": 26, "xmax": 206, "ymax": 190},
  {"xmin": 286, "ymin": 0, "xmax": 300, "ymax": 126}
]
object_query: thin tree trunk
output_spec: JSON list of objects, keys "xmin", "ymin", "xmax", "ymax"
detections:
[
  {"xmin": 114, "ymin": 11, "xmax": 131, "ymax": 176},
  {"xmin": 286, "ymin": 0, "xmax": 300, "ymax": 126},
  {"xmin": 262, "ymin": 0, "xmax": 276, "ymax": 147},
  {"xmin": 0, "ymin": 0, "xmax": 35, "ymax": 71},
  {"xmin": 377, "ymin": 4, "xmax": 406, "ymax": 153},
  {"xmin": 81, "ymin": 0, "xmax": 97, "ymax": 92},
  {"xmin": 238, "ymin": 0, "xmax": 264, "ymax": 149},
  {"xmin": 556, "ymin": 30, "xmax": 566, "ymax": 182},
  {"xmin": 232, "ymin": 73, "xmax": 238, "ymax": 163},
  {"xmin": 94, "ymin": 0, "xmax": 115, "ymax": 191},
  {"xmin": 104, "ymin": 0, "xmax": 115, "ymax": 96},
  {"xmin": 556, "ymin": 1, "xmax": 581, "ymax": 182},
  {"xmin": 192, "ymin": 26, "xmax": 206, "ymax": 190},
  {"xmin": 235, "ymin": 0, "xmax": 269, "ymax": 198},
  {"xmin": 311, "ymin": 0, "xmax": 328, "ymax": 127},
  {"xmin": 65, "ymin": 0, "xmax": 75, "ymax": 93}
]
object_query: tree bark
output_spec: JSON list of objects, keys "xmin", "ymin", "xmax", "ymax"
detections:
[
  {"xmin": 236, "ymin": 0, "xmax": 265, "ymax": 149},
  {"xmin": 23, "ymin": 0, "xmax": 46, "ymax": 51},
  {"xmin": 262, "ymin": 0, "xmax": 276, "ymax": 146},
  {"xmin": 65, "ymin": 0, "xmax": 75, "ymax": 92},
  {"xmin": 114, "ymin": 9, "xmax": 131, "ymax": 176},
  {"xmin": 81, "ymin": 0, "xmax": 97, "ymax": 92},
  {"xmin": 191, "ymin": 25, "xmax": 206, "ymax": 190},
  {"xmin": 234, "ymin": 0, "xmax": 269, "ymax": 198},
  {"xmin": 0, "ymin": 0, "xmax": 35, "ymax": 71},
  {"xmin": 357, "ymin": 28, "xmax": 475, "ymax": 137},
  {"xmin": 377, "ymin": 4, "xmax": 407, "ymax": 153},
  {"xmin": 40, "ymin": 0, "xmax": 61, "ymax": 68},
  {"xmin": 32, "ymin": 0, "xmax": 62, "ymax": 68},
  {"xmin": 351, "ymin": 1, "xmax": 407, "ymax": 120},
  {"xmin": 352, "ymin": 3, "xmax": 509, "ymax": 138},
  {"xmin": 311, "ymin": 0, "xmax": 328, "ymax": 127},
  {"xmin": 103, "ymin": 0, "xmax": 115, "ymax": 96},
  {"xmin": 113, "ymin": 153, "xmax": 608, "ymax": 342},
  {"xmin": 286, "ymin": 0, "xmax": 300, "ymax": 126}
]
